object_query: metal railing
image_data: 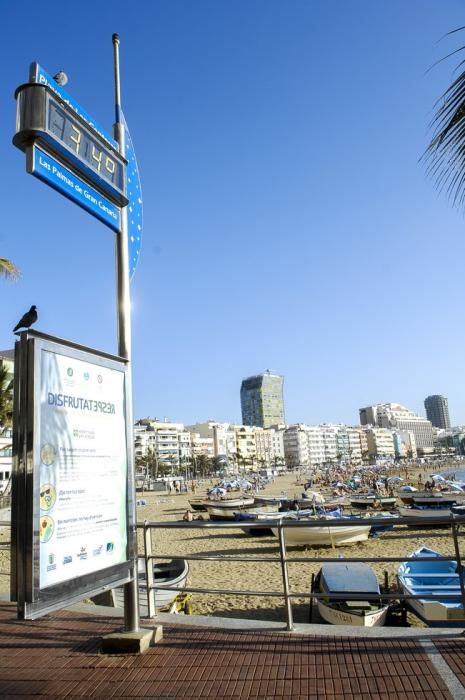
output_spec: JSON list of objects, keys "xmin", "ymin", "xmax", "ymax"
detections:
[{"xmin": 137, "ymin": 513, "xmax": 465, "ymax": 630}]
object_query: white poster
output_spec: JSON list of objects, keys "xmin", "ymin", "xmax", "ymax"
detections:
[{"xmin": 38, "ymin": 349, "xmax": 128, "ymax": 588}]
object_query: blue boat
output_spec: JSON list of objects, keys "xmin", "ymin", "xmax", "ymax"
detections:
[{"xmin": 398, "ymin": 546, "xmax": 465, "ymax": 627}]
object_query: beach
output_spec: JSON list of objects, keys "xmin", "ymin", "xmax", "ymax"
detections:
[
  {"xmin": 0, "ymin": 466, "xmax": 462, "ymax": 627},
  {"xmin": 134, "ymin": 468, "xmax": 463, "ymax": 625}
]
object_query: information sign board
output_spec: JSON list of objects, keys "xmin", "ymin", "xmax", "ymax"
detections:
[
  {"xmin": 11, "ymin": 331, "xmax": 134, "ymax": 619},
  {"xmin": 28, "ymin": 145, "xmax": 121, "ymax": 232}
]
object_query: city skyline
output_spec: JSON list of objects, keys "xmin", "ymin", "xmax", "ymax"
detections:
[{"xmin": 2, "ymin": 3, "xmax": 465, "ymax": 427}]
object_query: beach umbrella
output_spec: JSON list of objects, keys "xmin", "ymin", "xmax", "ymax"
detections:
[
  {"xmin": 430, "ymin": 474, "xmax": 446, "ymax": 482},
  {"xmin": 399, "ymin": 485, "xmax": 417, "ymax": 492},
  {"xmin": 208, "ymin": 487, "xmax": 226, "ymax": 495},
  {"xmin": 387, "ymin": 476, "xmax": 403, "ymax": 483}
]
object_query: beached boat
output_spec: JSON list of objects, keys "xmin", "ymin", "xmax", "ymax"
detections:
[
  {"xmin": 271, "ymin": 516, "xmax": 370, "ymax": 547},
  {"xmin": 253, "ymin": 495, "xmax": 284, "ymax": 507},
  {"xmin": 349, "ymin": 495, "xmax": 397, "ymax": 509},
  {"xmin": 115, "ymin": 558, "xmax": 189, "ymax": 616},
  {"xmin": 188, "ymin": 499, "xmax": 208, "ymax": 512},
  {"xmin": 399, "ymin": 491, "xmax": 463, "ymax": 506},
  {"xmin": 398, "ymin": 547, "xmax": 465, "ymax": 627},
  {"xmin": 204, "ymin": 497, "xmax": 256, "ymax": 520},
  {"xmin": 397, "ymin": 505, "xmax": 454, "ymax": 524},
  {"xmin": 234, "ymin": 508, "xmax": 317, "ymax": 536},
  {"xmin": 313, "ymin": 562, "xmax": 389, "ymax": 626}
]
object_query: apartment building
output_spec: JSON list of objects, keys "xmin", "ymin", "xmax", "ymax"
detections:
[{"xmin": 359, "ymin": 402, "xmax": 434, "ymax": 453}]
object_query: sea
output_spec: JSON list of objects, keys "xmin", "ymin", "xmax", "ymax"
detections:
[{"xmin": 440, "ymin": 466, "xmax": 465, "ymax": 481}]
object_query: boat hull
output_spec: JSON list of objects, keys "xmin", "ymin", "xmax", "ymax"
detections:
[
  {"xmin": 316, "ymin": 599, "xmax": 389, "ymax": 627},
  {"xmin": 398, "ymin": 547, "xmax": 465, "ymax": 627},
  {"xmin": 115, "ymin": 559, "xmax": 189, "ymax": 616},
  {"xmin": 349, "ymin": 497, "xmax": 397, "ymax": 509},
  {"xmin": 272, "ymin": 523, "xmax": 370, "ymax": 546}
]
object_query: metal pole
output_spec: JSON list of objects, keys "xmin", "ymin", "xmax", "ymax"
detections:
[
  {"xmin": 112, "ymin": 32, "xmax": 140, "ymax": 634},
  {"xmin": 450, "ymin": 519, "xmax": 465, "ymax": 614},
  {"xmin": 277, "ymin": 522, "xmax": 294, "ymax": 631}
]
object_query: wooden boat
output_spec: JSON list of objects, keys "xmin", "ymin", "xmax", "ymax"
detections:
[
  {"xmin": 115, "ymin": 558, "xmax": 189, "ymax": 616},
  {"xmin": 253, "ymin": 495, "xmax": 284, "ymax": 507},
  {"xmin": 349, "ymin": 495, "xmax": 397, "ymax": 509},
  {"xmin": 398, "ymin": 546, "xmax": 465, "ymax": 627},
  {"xmin": 204, "ymin": 497, "xmax": 256, "ymax": 521},
  {"xmin": 313, "ymin": 562, "xmax": 389, "ymax": 626},
  {"xmin": 397, "ymin": 505, "xmax": 454, "ymax": 525},
  {"xmin": 234, "ymin": 508, "xmax": 316, "ymax": 536},
  {"xmin": 399, "ymin": 491, "xmax": 463, "ymax": 506},
  {"xmin": 271, "ymin": 516, "xmax": 370, "ymax": 547},
  {"xmin": 188, "ymin": 499, "xmax": 208, "ymax": 512}
]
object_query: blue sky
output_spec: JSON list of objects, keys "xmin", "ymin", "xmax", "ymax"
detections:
[{"xmin": 1, "ymin": 1, "xmax": 465, "ymax": 427}]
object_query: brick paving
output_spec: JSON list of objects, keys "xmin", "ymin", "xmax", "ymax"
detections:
[{"xmin": 0, "ymin": 601, "xmax": 459, "ymax": 698}]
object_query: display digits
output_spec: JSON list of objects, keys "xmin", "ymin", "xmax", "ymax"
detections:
[
  {"xmin": 91, "ymin": 144, "xmax": 103, "ymax": 172},
  {"xmin": 105, "ymin": 157, "xmax": 115, "ymax": 176},
  {"xmin": 46, "ymin": 97, "xmax": 123, "ymax": 191},
  {"xmin": 69, "ymin": 124, "xmax": 81, "ymax": 154}
]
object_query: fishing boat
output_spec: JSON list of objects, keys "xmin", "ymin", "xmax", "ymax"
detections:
[
  {"xmin": 114, "ymin": 558, "xmax": 189, "ymax": 616},
  {"xmin": 234, "ymin": 508, "xmax": 316, "ymax": 536},
  {"xmin": 188, "ymin": 499, "xmax": 209, "ymax": 512},
  {"xmin": 349, "ymin": 495, "xmax": 397, "ymax": 509},
  {"xmin": 398, "ymin": 547, "xmax": 465, "ymax": 627},
  {"xmin": 271, "ymin": 515, "xmax": 370, "ymax": 547},
  {"xmin": 397, "ymin": 504, "xmax": 454, "ymax": 525},
  {"xmin": 204, "ymin": 497, "xmax": 256, "ymax": 521},
  {"xmin": 313, "ymin": 562, "xmax": 389, "ymax": 626},
  {"xmin": 253, "ymin": 494, "xmax": 284, "ymax": 507}
]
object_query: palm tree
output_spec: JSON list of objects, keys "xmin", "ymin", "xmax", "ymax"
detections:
[
  {"xmin": 0, "ymin": 365, "xmax": 13, "ymax": 433},
  {"xmin": 0, "ymin": 258, "xmax": 20, "ymax": 280},
  {"xmin": 424, "ymin": 29, "xmax": 465, "ymax": 208}
]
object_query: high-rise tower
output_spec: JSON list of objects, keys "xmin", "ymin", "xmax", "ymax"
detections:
[
  {"xmin": 240, "ymin": 371, "xmax": 285, "ymax": 428},
  {"xmin": 424, "ymin": 395, "xmax": 451, "ymax": 430}
]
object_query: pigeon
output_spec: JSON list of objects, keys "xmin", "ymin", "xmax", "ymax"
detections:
[
  {"xmin": 53, "ymin": 71, "xmax": 68, "ymax": 86},
  {"xmin": 13, "ymin": 305, "xmax": 38, "ymax": 332}
]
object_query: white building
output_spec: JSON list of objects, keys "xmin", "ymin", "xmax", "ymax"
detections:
[
  {"xmin": 359, "ymin": 403, "xmax": 434, "ymax": 453},
  {"xmin": 134, "ymin": 418, "xmax": 192, "ymax": 471},
  {"xmin": 364, "ymin": 428, "xmax": 395, "ymax": 461}
]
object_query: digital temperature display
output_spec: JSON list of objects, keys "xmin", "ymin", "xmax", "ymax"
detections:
[
  {"xmin": 47, "ymin": 98, "xmax": 124, "ymax": 192},
  {"xmin": 13, "ymin": 83, "xmax": 128, "ymax": 206}
]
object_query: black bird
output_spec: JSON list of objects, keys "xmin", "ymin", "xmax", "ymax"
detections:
[{"xmin": 13, "ymin": 305, "xmax": 38, "ymax": 332}]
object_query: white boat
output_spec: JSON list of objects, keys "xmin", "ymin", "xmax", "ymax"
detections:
[
  {"xmin": 205, "ymin": 497, "xmax": 255, "ymax": 520},
  {"xmin": 398, "ymin": 547, "xmax": 465, "ymax": 627},
  {"xmin": 271, "ymin": 516, "xmax": 370, "ymax": 547},
  {"xmin": 253, "ymin": 495, "xmax": 284, "ymax": 507},
  {"xmin": 115, "ymin": 559, "xmax": 189, "ymax": 616},
  {"xmin": 314, "ymin": 562, "xmax": 389, "ymax": 626},
  {"xmin": 349, "ymin": 495, "xmax": 397, "ymax": 509},
  {"xmin": 397, "ymin": 505, "xmax": 453, "ymax": 523}
]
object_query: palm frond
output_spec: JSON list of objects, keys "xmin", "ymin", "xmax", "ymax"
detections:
[
  {"xmin": 0, "ymin": 258, "xmax": 20, "ymax": 281},
  {"xmin": 423, "ymin": 38, "xmax": 465, "ymax": 210}
]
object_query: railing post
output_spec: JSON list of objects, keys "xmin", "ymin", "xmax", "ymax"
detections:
[
  {"xmin": 277, "ymin": 521, "xmax": 294, "ymax": 631},
  {"xmin": 143, "ymin": 521, "xmax": 156, "ymax": 618},
  {"xmin": 450, "ymin": 518, "xmax": 465, "ymax": 614}
]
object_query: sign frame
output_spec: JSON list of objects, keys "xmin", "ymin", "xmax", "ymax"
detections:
[{"xmin": 11, "ymin": 330, "xmax": 135, "ymax": 620}]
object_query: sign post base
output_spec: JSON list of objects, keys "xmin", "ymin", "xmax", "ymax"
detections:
[{"xmin": 101, "ymin": 625, "xmax": 163, "ymax": 654}]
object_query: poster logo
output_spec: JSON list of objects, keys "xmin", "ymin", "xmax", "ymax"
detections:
[{"xmin": 67, "ymin": 368, "xmax": 73, "ymax": 377}]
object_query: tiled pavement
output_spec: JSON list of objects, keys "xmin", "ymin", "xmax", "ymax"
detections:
[{"xmin": 0, "ymin": 602, "xmax": 462, "ymax": 698}]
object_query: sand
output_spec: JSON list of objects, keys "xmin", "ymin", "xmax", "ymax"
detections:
[
  {"xmin": 0, "ymin": 467, "xmax": 462, "ymax": 627},
  {"xmin": 134, "ymin": 468, "xmax": 464, "ymax": 625}
]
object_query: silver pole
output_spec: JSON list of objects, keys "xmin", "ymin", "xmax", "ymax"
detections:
[{"xmin": 112, "ymin": 32, "xmax": 140, "ymax": 634}]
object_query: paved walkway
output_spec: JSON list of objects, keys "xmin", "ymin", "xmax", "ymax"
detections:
[{"xmin": 0, "ymin": 601, "xmax": 464, "ymax": 698}]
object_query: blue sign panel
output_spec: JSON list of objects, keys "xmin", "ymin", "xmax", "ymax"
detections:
[
  {"xmin": 28, "ymin": 145, "xmax": 121, "ymax": 232},
  {"xmin": 121, "ymin": 110, "xmax": 143, "ymax": 280},
  {"xmin": 29, "ymin": 63, "xmax": 118, "ymax": 150}
]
